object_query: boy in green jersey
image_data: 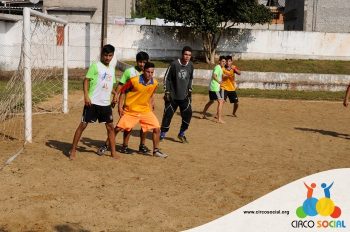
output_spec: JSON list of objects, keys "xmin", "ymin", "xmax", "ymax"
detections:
[
  {"xmin": 69, "ymin": 44, "xmax": 118, "ymax": 160},
  {"xmin": 201, "ymin": 56, "xmax": 226, "ymax": 123}
]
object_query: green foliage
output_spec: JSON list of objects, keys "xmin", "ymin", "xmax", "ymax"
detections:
[
  {"xmin": 156, "ymin": 0, "xmax": 272, "ymax": 63},
  {"xmin": 133, "ymin": 0, "xmax": 160, "ymax": 19},
  {"xmin": 158, "ymin": 0, "xmax": 272, "ymax": 32}
]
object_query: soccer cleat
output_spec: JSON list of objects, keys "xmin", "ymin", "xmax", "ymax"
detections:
[
  {"xmin": 119, "ymin": 145, "xmax": 132, "ymax": 154},
  {"xmin": 160, "ymin": 132, "xmax": 166, "ymax": 141},
  {"xmin": 138, "ymin": 144, "xmax": 150, "ymax": 154},
  {"xmin": 97, "ymin": 144, "xmax": 108, "ymax": 156},
  {"xmin": 177, "ymin": 134, "xmax": 189, "ymax": 143},
  {"xmin": 153, "ymin": 149, "xmax": 168, "ymax": 158}
]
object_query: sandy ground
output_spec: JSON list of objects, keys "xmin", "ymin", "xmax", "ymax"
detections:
[{"xmin": 1, "ymin": 92, "xmax": 350, "ymax": 232}]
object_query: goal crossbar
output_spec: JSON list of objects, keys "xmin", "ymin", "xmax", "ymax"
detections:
[{"xmin": 23, "ymin": 7, "xmax": 68, "ymax": 143}]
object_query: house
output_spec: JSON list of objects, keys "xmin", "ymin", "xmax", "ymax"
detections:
[
  {"xmin": 0, "ymin": 0, "xmax": 135, "ymax": 23},
  {"xmin": 284, "ymin": 0, "xmax": 350, "ymax": 33}
]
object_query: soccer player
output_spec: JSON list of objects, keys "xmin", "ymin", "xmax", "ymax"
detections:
[
  {"xmin": 222, "ymin": 55, "xmax": 241, "ymax": 117},
  {"xmin": 343, "ymin": 83, "xmax": 350, "ymax": 107},
  {"xmin": 97, "ymin": 51, "xmax": 151, "ymax": 155},
  {"xmin": 160, "ymin": 46, "xmax": 194, "ymax": 143},
  {"xmin": 116, "ymin": 62, "xmax": 167, "ymax": 158},
  {"xmin": 201, "ymin": 56, "xmax": 226, "ymax": 123},
  {"xmin": 69, "ymin": 44, "xmax": 118, "ymax": 160}
]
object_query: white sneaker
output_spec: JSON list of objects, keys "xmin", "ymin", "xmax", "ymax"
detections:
[{"xmin": 153, "ymin": 149, "xmax": 168, "ymax": 158}]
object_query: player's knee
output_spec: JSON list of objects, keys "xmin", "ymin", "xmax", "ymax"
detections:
[
  {"xmin": 106, "ymin": 124, "xmax": 114, "ymax": 131},
  {"xmin": 153, "ymin": 127, "xmax": 160, "ymax": 134},
  {"xmin": 80, "ymin": 122, "xmax": 88, "ymax": 130}
]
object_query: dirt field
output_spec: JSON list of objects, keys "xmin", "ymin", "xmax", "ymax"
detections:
[{"xmin": 1, "ymin": 93, "xmax": 350, "ymax": 232}]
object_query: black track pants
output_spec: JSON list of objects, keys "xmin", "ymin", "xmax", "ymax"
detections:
[{"xmin": 161, "ymin": 98, "xmax": 192, "ymax": 133}]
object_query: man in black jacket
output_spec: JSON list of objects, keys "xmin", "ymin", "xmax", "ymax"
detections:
[{"xmin": 160, "ymin": 46, "xmax": 194, "ymax": 143}]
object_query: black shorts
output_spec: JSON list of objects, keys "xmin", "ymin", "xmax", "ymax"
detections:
[
  {"xmin": 209, "ymin": 89, "xmax": 224, "ymax": 101},
  {"xmin": 224, "ymin": 90, "xmax": 239, "ymax": 103},
  {"xmin": 81, "ymin": 104, "xmax": 113, "ymax": 123}
]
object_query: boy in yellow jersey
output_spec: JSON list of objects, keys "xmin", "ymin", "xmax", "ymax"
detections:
[
  {"xmin": 116, "ymin": 62, "xmax": 167, "ymax": 158},
  {"xmin": 97, "ymin": 52, "xmax": 151, "ymax": 155},
  {"xmin": 222, "ymin": 55, "xmax": 241, "ymax": 117}
]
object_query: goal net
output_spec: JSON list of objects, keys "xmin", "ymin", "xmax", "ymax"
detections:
[{"xmin": 0, "ymin": 8, "xmax": 68, "ymax": 164}]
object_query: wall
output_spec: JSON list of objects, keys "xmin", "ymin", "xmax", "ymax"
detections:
[
  {"xmin": 305, "ymin": 0, "xmax": 350, "ymax": 33},
  {"xmin": 287, "ymin": 0, "xmax": 350, "ymax": 33},
  {"xmin": 118, "ymin": 61, "xmax": 350, "ymax": 92},
  {"xmin": 1, "ymin": 22, "xmax": 350, "ymax": 70},
  {"xmin": 0, "ymin": 21, "xmax": 22, "ymax": 71},
  {"xmin": 110, "ymin": 25, "xmax": 350, "ymax": 61}
]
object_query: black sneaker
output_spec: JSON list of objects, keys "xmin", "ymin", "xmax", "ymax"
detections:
[
  {"xmin": 97, "ymin": 144, "xmax": 108, "ymax": 156},
  {"xmin": 138, "ymin": 144, "xmax": 150, "ymax": 154},
  {"xmin": 177, "ymin": 134, "xmax": 189, "ymax": 143},
  {"xmin": 160, "ymin": 132, "xmax": 166, "ymax": 141},
  {"xmin": 119, "ymin": 145, "xmax": 132, "ymax": 154}
]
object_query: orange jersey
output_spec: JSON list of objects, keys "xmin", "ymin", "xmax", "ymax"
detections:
[
  {"xmin": 120, "ymin": 75, "xmax": 158, "ymax": 113},
  {"xmin": 221, "ymin": 65, "xmax": 239, "ymax": 91}
]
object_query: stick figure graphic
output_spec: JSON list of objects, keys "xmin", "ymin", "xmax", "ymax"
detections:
[
  {"xmin": 321, "ymin": 182, "xmax": 334, "ymax": 198},
  {"xmin": 304, "ymin": 182, "xmax": 316, "ymax": 198}
]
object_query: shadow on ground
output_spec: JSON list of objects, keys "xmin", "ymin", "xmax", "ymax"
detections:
[
  {"xmin": 46, "ymin": 137, "xmax": 104, "ymax": 157},
  {"xmin": 295, "ymin": 127, "xmax": 350, "ymax": 140},
  {"xmin": 54, "ymin": 223, "xmax": 90, "ymax": 232}
]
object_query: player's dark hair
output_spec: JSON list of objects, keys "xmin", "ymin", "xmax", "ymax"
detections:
[
  {"xmin": 219, "ymin": 55, "xmax": 226, "ymax": 61},
  {"xmin": 136, "ymin": 51, "xmax": 149, "ymax": 62},
  {"xmin": 101, "ymin": 44, "xmax": 115, "ymax": 54},
  {"xmin": 226, "ymin": 55, "xmax": 232, "ymax": 61},
  {"xmin": 144, "ymin": 62, "xmax": 155, "ymax": 70},
  {"xmin": 182, "ymin": 46, "xmax": 192, "ymax": 54}
]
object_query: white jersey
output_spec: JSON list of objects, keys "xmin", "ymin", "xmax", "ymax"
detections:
[{"xmin": 86, "ymin": 61, "xmax": 116, "ymax": 106}]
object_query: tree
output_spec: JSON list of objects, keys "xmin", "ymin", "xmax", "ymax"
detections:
[
  {"xmin": 133, "ymin": 0, "xmax": 160, "ymax": 19},
  {"xmin": 157, "ymin": 0, "xmax": 272, "ymax": 64}
]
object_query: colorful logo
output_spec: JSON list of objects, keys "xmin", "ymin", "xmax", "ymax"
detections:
[{"xmin": 296, "ymin": 182, "xmax": 342, "ymax": 219}]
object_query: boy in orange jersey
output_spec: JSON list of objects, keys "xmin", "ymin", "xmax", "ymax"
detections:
[
  {"xmin": 222, "ymin": 55, "xmax": 241, "ymax": 117},
  {"xmin": 116, "ymin": 62, "xmax": 167, "ymax": 158},
  {"xmin": 97, "ymin": 51, "xmax": 150, "ymax": 155}
]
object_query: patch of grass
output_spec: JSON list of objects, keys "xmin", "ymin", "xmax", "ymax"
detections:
[
  {"xmin": 124, "ymin": 59, "xmax": 350, "ymax": 75},
  {"xmin": 156, "ymin": 84, "xmax": 344, "ymax": 101},
  {"xmin": 0, "ymin": 80, "xmax": 83, "ymax": 104},
  {"xmin": 1, "ymin": 81, "xmax": 344, "ymax": 103}
]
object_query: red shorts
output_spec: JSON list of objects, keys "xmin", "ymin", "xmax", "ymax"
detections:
[{"xmin": 117, "ymin": 111, "xmax": 160, "ymax": 132}]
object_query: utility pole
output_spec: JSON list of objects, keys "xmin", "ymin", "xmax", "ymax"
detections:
[{"xmin": 101, "ymin": 0, "xmax": 108, "ymax": 49}]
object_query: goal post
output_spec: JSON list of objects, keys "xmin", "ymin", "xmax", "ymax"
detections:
[{"xmin": 23, "ymin": 8, "xmax": 68, "ymax": 143}]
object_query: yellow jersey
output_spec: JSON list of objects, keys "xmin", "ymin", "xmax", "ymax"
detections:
[
  {"xmin": 120, "ymin": 75, "xmax": 158, "ymax": 113},
  {"xmin": 221, "ymin": 65, "xmax": 239, "ymax": 91}
]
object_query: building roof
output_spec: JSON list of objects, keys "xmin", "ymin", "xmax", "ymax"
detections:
[{"xmin": 45, "ymin": 7, "xmax": 97, "ymax": 13}]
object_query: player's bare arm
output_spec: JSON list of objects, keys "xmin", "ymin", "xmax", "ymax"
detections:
[
  {"xmin": 83, "ymin": 78, "xmax": 91, "ymax": 106},
  {"xmin": 118, "ymin": 92, "xmax": 125, "ymax": 116}
]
